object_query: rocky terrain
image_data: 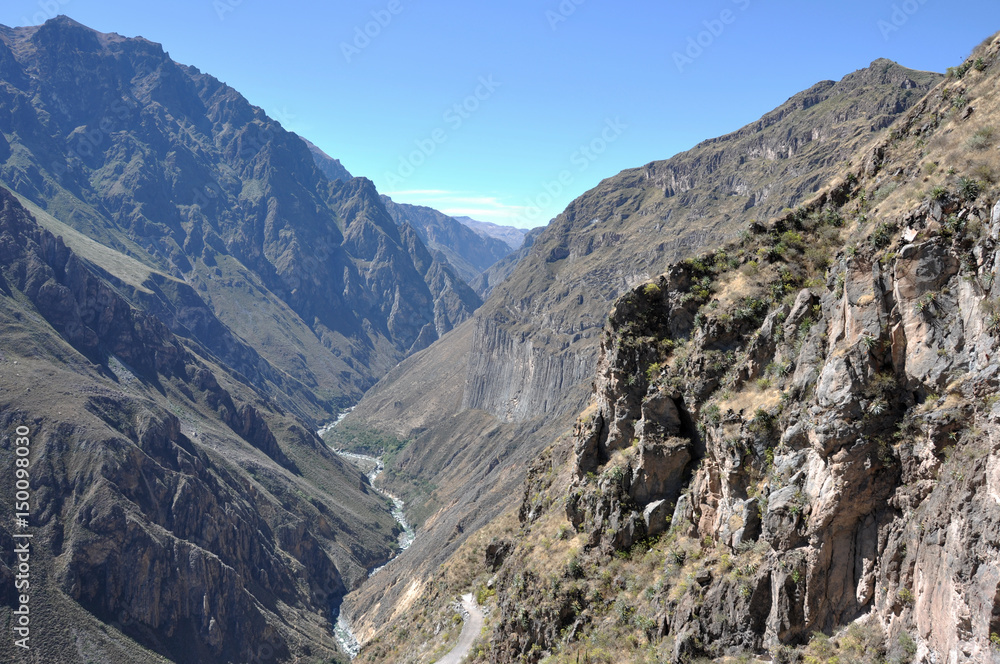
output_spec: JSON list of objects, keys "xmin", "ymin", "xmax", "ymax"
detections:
[
  {"xmin": 339, "ymin": 57, "xmax": 944, "ymax": 640},
  {"xmin": 0, "ymin": 186, "xmax": 405, "ymax": 663},
  {"xmin": 351, "ymin": 33, "xmax": 1000, "ymax": 664}
]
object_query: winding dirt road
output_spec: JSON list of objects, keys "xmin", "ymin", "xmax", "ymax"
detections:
[{"xmin": 436, "ymin": 594, "xmax": 484, "ymax": 664}]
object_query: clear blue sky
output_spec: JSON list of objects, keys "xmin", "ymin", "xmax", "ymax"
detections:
[{"xmin": 3, "ymin": 1, "xmax": 1000, "ymax": 228}]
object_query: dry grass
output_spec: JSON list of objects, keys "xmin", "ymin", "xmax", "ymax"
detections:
[
  {"xmin": 12, "ymin": 192, "xmax": 163, "ymax": 290},
  {"xmin": 717, "ymin": 385, "xmax": 782, "ymax": 416}
]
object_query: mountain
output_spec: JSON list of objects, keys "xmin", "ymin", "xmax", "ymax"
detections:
[
  {"xmin": 380, "ymin": 196, "xmax": 514, "ymax": 288},
  {"xmin": 351, "ymin": 34, "xmax": 1000, "ymax": 663},
  {"xmin": 301, "ymin": 136, "xmax": 353, "ymax": 182},
  {"xmin": 337, "ymin": 59, "xmax": 944, "ymax": 641},
  {"xmin": 0, "ymin": 16, "xmax": 477, "ymax": 420},
  {"xmin": 453, "ymin": 215, "xmax": 530, "ymax": 251}
]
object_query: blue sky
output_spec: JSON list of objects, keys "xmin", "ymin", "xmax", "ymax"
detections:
[{"xmin": 3, "ymin": 1, "xmax": 1000, "ymax": 228}]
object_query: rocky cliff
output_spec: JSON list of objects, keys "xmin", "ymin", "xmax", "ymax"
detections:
[{"xmin": 364, "ymin": 35, "xmax": 1000, "ymax": 664}]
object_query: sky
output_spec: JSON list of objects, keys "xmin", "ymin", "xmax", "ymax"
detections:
[{"xmin": 3, "ymin": 1, "xmax": 1000, "ymax": 229}]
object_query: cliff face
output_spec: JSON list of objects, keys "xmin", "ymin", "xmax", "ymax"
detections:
[
  {"xmin": 452, "ymin": 36, "xmax": 1000, "ymax": 664},
  {"xmin": 465, "ymin": 58, "xmax": 942, "ymax": 427}
]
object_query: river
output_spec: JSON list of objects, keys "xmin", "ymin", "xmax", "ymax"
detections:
[{"xmin": 320, "ymin": 411, "xmax": 415, "ymax": 658}]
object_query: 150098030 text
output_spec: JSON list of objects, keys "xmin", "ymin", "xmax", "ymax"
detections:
[{"xmin": 12, "ymin": 424, "xmax": 33, "ymax": 651}]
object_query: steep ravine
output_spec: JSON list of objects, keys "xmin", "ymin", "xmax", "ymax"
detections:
[
  {"xmin": 320, "ymin": 414, "xmax": 416, "ymax": 658},
  {"xmin": 340, "ymin": 60, "xmax": 943, "ymax": 641},
  {"xmin": 353, "ymin": 34, "xmax": 1000, "ymax": 664}
]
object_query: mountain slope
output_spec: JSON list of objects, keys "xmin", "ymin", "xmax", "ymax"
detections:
[
  {"xmin": 301, "ymin": 136, "xmax": 353, "ymax": 182},
  {"xmin": 354, "ymin": 34, "xmax": 1000, "ymax": 664},
  {"xmin": 0, "ymin": 16, "xmax": 475, "ymax": 419},
  {"xmin": 339, "ymin": 59, "xmax": 944, "ymax": 640},
  {"xmin": 0, "ymin": 186, "xmax": 401, "ymax": 663}
]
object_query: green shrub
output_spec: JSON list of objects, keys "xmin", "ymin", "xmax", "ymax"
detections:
[
  {"xmin": 566, "ymin": 557, "xmax": 584, "ymax": 579},
  {"xmin": 871, "ymin": 222, "xmax": 896, "ymax": 249},
  {"xmin": 968, "ymin": 126, "xmax": 996, "ymax": 151},
  {"xmin": 958, "ymin": 176, "xmax": 982, "ymax": 200}
]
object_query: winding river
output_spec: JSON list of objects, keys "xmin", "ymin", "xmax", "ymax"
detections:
[{"xmin": 320, "ymin": 411, "xmax": 415, "ymax": 658}]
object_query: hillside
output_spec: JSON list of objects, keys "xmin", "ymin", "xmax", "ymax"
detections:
[
  {"xmin": 0, "ymin": 15, "xmax": 485, "ymax": 663},
  {"xmin": 0, "ymin": 186, "xmax": 401, "ymax": 663},
  {"xmin": 338, "ymin": 58, "xmax": 944, "ymax": 638},
  {"xmin": 352, "ymin": 33, "xmax": 1000, "ymax": 664}
]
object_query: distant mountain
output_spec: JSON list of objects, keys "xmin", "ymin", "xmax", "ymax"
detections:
[
  {"xmin": 453, "ymin": 215, "xmax": 530, "ymax": 250},
  {"xmin": 380, "ymin": 197, "xmax": 514, "ymax": 288},
  {"xmin": 300, "ymin": 136, "xmax": 352, "ymax": 182}
]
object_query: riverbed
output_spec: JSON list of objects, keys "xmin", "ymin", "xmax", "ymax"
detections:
[{"xmin": 320, "ymin": 412, "xmax": 415, "ymax": 657}]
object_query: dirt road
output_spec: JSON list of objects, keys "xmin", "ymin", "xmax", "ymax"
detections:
[{"xmin": 436, "ymin": 594, "xmax": 483, "ymax": 664}]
